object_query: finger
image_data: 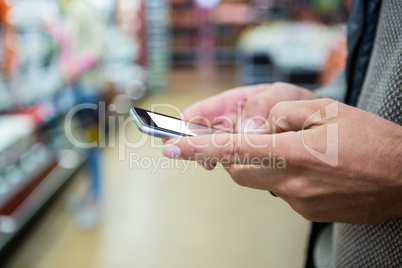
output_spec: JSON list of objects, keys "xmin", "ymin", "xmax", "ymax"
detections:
[
  {"xmin": 237, "ymin": 87, "xmax": 274, "ymax": 133},
  {"xmin": 238, "ymin": 83, "xmax": 311, "ymax": 133},
  {"xmin": 268, "ymin": 98, "xmax": 337, "ymax": 133},
  {"xmin": 181, "ymin": 85, "xmax": 267, "ymax": 130},
  {"xmin": 203, "ymin": 161, "xmax": 217, "ymax": 171},
  {"xmin": 163, "ymin": 132, "xmax": 307, "ymax": 166},
  {"xmin": 194, "ymin": 160, "xmax": 216, "ymax": 171},
  {"xmin": 224, "ymin": 163, "xmax": 291, "ymax": 191},
  {"xmin": 196, "ymin": 159, "xmax": 217, "ymax": 171}
]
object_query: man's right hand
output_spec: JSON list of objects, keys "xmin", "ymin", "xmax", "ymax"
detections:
[
  {"xmin": 181, "ymin": 82, "xmax": 317, "ymax": 134},
  {"xmin": 179, "ymin": 82, "xmax": 317, "ymax": 170}
]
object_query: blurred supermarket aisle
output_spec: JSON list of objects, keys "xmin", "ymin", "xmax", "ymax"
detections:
[
  {"xmin": 4, "ymin": 67, "xmax": 310, "ymax": 268},
  {"xmin": 0, "ymin": 0, "xmax": 350, "ymax": 266}
]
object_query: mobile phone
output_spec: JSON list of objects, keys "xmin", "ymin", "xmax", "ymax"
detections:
[{"xmin": 130, "ymin": 107, "xmax": 227, "ymax": 139}]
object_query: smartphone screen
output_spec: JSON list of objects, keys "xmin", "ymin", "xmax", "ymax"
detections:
[{"xmin": 132, "ymin": 107, "xmax": 226, "ymax": 137}]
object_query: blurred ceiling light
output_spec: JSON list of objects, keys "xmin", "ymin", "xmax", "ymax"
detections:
[{"xmin": 194, "ymin": 0, "xmax": 221, "ymax": 9}]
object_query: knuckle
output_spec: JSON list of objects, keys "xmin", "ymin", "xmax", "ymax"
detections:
[
  {"xmin": 284, "ymin": 180, "xmax": 324, "ymax": 221},
  {"xmin": 192, "ymin": 145, "xmax": 201, "ymax": 158},
  {"xmin": 281, "ymin": 177, "xmax": 318, "ymax": 203},
  {"xmin": 219, "ymin": 136, "xmax": 240, "ymax": 162},
  {"xmin": 269, "ymin": 102, "xmax": 287, "ymax": 131},
  {"xmin": 305, "ymin": 98, "xmax": 336, "ymax": 115},
  {"xmin": 189, "ymin": 138, "xmax": 205, "ymax": 160},
  {"xmin": 281, "ymin": 178, "xmax": 308, "ymax": 197},
  {"xmin": 270, "ymin": 101, "xmax": 285, "ymax": 118},
  {"xmin": 220, "ymin": 143, "xmax": 234, "ymax": 161}
]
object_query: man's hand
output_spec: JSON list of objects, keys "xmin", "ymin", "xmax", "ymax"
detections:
[
  {"xmin": 178, "ymin": 82, "xmax": 316, "ymax": 169},
  {"xmin": 181, "ymin": 82, "xmax": 317, "ymax": 133},
  {"xmin": 163, "ymin": 99, "xmax": 402, "ymax": 224}
]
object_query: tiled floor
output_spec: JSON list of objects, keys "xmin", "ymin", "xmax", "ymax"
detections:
[{"xmin": 5, "ymin": 67, "xmax": 310, "ymax": 268}]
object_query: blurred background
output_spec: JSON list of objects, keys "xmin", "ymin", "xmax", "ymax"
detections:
[{"xmin": 0, "ymin": 0, "xmax": 349, "ymax": 267}]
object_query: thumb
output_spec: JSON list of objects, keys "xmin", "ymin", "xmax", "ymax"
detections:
[{"xmin": 268, "ymin": 99, "xmax": 337, "ymax": 133}]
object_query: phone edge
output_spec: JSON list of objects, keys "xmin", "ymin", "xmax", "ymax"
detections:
[{"xmin": 129, "ymin": 108, "xmax": 183, "ymax": 139}]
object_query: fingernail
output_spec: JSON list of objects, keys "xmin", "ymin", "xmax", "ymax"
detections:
[
  {"xmin": 203, "ymin": 161, "xmax": 216, "ymax": 171},
  {"xmin": 163, "ymin": 145, "xmax": 181, "ymax": 158},
  {"xmin": 276, "ymin": 120, "xmax": 290, "ymax": 132},
  {"xmin": 243, "ymin": 119, "xmax": 258, "ymax": 133}
]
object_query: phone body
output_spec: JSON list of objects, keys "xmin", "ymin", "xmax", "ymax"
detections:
[{"xmin": 130, "ymin": 107, "xmax": 227, "ymax": 139}]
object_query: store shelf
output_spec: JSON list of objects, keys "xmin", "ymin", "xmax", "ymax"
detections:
[
  {"xmin": 0, "ymin": 0, "xmax": 143, "ymax": 254},
  {"xmin": 0, "ymin": 148, "xmax": 88, "ymax": 250},
  {"xmin": 146, "ymin": 0, "xmax": 171, "ymax": 92},
  {"xmin": 169, "ymin": 0, "xmax": 255, "ymax": 66},
  {"xmin": 0, "ymin": 109, "xmax": 91, "ymax": 251}
]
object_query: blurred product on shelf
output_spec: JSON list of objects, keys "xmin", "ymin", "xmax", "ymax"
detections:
[
  {"xmin": 145, "ymin": 0, "xmax": 171, "ymax": 92},
  {"xmin": 309, "ymin": 0, "xmax": 348, "ymax": 23},
  {"xmin": 196, "ymin": 2, "xmax": 216, "ymax": 70},
  {"xmin": 0, "ymin": 0, "xmax": 147, "ymax": 248},
  {"xmin": 237, "ymin": 22, "xmax": 346, "ymax": 89},
  {"xmin": 47, "ymin": 0, "xmax": 107, "ymax": 230},
  {"xmin": 318, "ymin": 34, "xmax": 347, "ymax": 87},
  {"xmin": 0, "ymin": 107, "xmax": 88, "ymax": 249},
  {"xmin": 103, "ymin": 0, "xmax": 148, "ymax": 113},
  {"xmin": 169, "ymin": 0, "xmax": 347, "ymax": 66},
  {"xmin": 0, "ymin": 0, "xmax": 17, "ymax": 79},
  {"xmin": 0, "ymin": 0, "xmax": 61, "ymax": 112},
  {"xmin": 51, "ymin": 0, "xmax": 106, "ymax": 91},
  {"xmin": 170, "ymin": 0, "xmax": 256, "ymax": 66}
]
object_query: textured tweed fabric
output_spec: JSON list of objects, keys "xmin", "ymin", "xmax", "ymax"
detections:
[{"xmin": 333, "ymin": 0, "xmax": 402, "ymax": 267}]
